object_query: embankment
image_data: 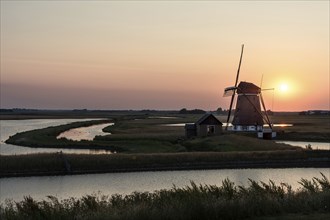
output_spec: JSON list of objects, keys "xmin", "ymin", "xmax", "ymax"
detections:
[{"xmin": 1, "ymin": 150, "xmax": 329, "ymax": 178}]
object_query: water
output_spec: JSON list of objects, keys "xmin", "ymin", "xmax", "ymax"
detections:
[
  {"xmin": 164, "ymin": 123, "xmax": 293, "ymax": 127},
  {"xmin": 57, "ymin": 123, "xmax": 113, "ymax": 141},
  {"xmin": 277, "ymin": 141, "xmax": 330, "ymax": 150},
  {"xmin": 0, "ymin": 119, "xmax": 110, "ymax": 155},
  {"xmin": 148, "ymin": 116, "xmax": 179, "ymax": 119},
  {"xmin": 273, "ymin": 124, "xmax": 293, "ymax": 127},
  {"xmin": 0, "ymin": 168, "xmax": 328, "ymax": 203},
  {"xmin": 1, "ymin": 119, "xmax": 327, "ymax": 154},
  {"xmin": 162, "ymin": 123, "xmax": 187, "ymax": 127}
]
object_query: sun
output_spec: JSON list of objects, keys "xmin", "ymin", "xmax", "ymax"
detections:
[{"xmin": 279, "ymin": 83, "xmax": 288, "ymax": 92}]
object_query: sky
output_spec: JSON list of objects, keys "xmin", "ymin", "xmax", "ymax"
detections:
[{"xmin": 1, "ymin": 1, "xmax": 329, "ymax": 111}]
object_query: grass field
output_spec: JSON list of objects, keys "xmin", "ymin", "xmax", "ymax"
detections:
[
  {"xmin": 2, "ymin": 112, "xmax": 329, "ymax": 176},
  {"xmin": 1, "ymin": 112, "xmax": 329, "ymax": 219},
  {"xmin": 268, "ymin": 114, "xmax": 330, "ymax": 141},
  {"xmin": 4, "ymin": 113, "xmax": 329, "ymax": 153},
  {"xmin": 1, "ymin": 150, "xmax": 329, "ymax": 177},
  {"xmin": 1, "ymin": 174, "xmax": 329, "ymax": 220}
]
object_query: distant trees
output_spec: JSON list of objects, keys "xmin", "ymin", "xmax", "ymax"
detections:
[
  {"xmin": 266, "ymin": 110, "xmax": 273, "ymax": 115},
  {"xmin": 179, "ymin": 108, "xmax": 206, "ymax": 114},
  {"xmin": 178, "ymin": 107, "xmax": 234, "ymax": 115},
  {"xmin": 215, "ymin": 107, "xmax": 232, "ymax": 115},
  {"xmin": 0, "ymin": 109, "xmax": 13, "ymax": 112},
  {"xmin": 299, "ymin": 110, "xmax": 329, "ymax": 116}
]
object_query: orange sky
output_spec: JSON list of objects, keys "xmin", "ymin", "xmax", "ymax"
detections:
[{"xmin": 1, "ymin": 1, "xmax": 329, "ymax": 111}]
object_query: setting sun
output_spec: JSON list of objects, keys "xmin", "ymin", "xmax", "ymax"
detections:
[
  {"xmin": 279, "ymin": 84, "xmax": 289, "ymax": 92},
  {"xmin": 0, "ymin": 1, "xmax": 328, "ymax": 111}
]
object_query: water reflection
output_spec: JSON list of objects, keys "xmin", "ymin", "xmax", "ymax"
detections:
[
  {"xmin": 266, "ymin": 124, "xmax": 293, "ymax": 127},
  {"xmin": 148, "ymin": 116, "xmax": 179, "ymax": 119},
  {"xmin": 162, "ymin": 123, "xmax": 187, "ymax": 127},
  {"xmin": 1, "ymin": 168, "xmax": 327, "ymax": 203},
  {"xmin": 163, "ymin": 123, "xmax": 293, "ymax": 127},
  {"xmin": 57, "ymin": 123, "xmax": 113, "ymax": 141},
  {"xmin": 276, "ymin": 141, "xmax": 330, "ymax": 150},
  {"xmin": 0, "ymin": 119, "xmax": 111, "ymax": 155}
]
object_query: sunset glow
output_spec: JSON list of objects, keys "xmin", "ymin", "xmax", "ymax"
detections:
[
  {"xmin": 0, "ymin": 1, "xmax": 329, "ymax": 111},
  {"xmin": 279, "ymin": 84, "xmax": 289, "ymax": 92}
]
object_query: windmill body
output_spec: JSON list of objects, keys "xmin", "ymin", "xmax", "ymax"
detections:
[
  {"xmin": 231, "ymin": 82, "xmax": 264, "ymax": 131},
  {"xmin": 223, "ymin": 45, "xmax": 276, "ymax": 138}
]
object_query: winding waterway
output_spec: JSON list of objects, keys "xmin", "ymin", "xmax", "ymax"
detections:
[
  {"xmin": 1, "ymin": 168, "xmax": 328, "ymax": 203},
  {"xmin": 0, "ymin": 119, "xmax": 111, "ymax": 155},
  {"xmin": 1, "ymin": 119, "xmax": 329, "ymax": 154},
  {"xmin": 57, "ymin": 123, "xmax": 113, "ymax": 141},
  {"xmin": 0, "ymin": 119, "xmax": 329, "ymax": 204}
]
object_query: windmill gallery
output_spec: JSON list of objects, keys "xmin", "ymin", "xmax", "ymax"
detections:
[{"xmin": 185, "ymin": 45, "xmax": 276, "ymax": 139}]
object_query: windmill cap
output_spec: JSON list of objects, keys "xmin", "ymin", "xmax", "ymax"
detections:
[{"xmin": 237, "ymin": 81, "xmax": 261, "ymax": 94}]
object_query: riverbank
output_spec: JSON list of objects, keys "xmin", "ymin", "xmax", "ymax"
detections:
[
  {"xmin": 1, "ymin": 150, "xmax": 329, "ymax": 178},
  {"xmin": 1, "ymin": 175, "xmax": 329, "ymax": 220},
  {"xmin": 4, "ymin": 119, "xmax": 120, "ymax": 151},
  {"xmin": 1, "ymin": 114, "xmax": 329, "ymax": 178},
  {"xmin": 5, "ymin": 117, "xmax": 303, "ymax": 154}
]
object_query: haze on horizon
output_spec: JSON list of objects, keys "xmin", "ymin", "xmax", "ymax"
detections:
[{"xmin": 1, "ymin": 1, "xmax": 329, "ymax": 111}]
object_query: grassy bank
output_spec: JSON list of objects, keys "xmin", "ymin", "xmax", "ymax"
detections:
[
  {"xmin": 5, "ymin": 119, "xmax": 123, "ymax": 151},
  {"xmin": 6, "ymin": 113, "xmax": 329, "ymax": 154},
  {"xmin": 268, "ymin": 115, "xmax": 330, "ymax": 142},
  {"xmin": 2, "ymin": 114, "xmax": 329, "ymax": 176},
  {"xmin": 5, "ymin": 115, "xmax": 302, "ymax": 153},
  {"xmin": 1, "ymin": 150, "xmax": 329, "ymax": 177},
  {"xmin": 1, "ymin": 175, "xmax": 329, "ymax": 220}
]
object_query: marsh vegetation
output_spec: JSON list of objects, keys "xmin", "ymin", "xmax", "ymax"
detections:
[
  {"xmin": 7, "ymin": 113, "xmax": 326, "ymax": 154},
  {"xmin": 1, "ymin": 174, "xmax": 329, "ymax": 220},
  {"xmin": 2, "ymin": 113, "xmax": 329, "ymax": 175},
  {"xmin": 1, "ymin": 150, "xmax": 329, "ymax": 177}
]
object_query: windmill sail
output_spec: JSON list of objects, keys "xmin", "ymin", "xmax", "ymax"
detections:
[
  {"xmin": 222, "ymin": 45, "xmax": 275, "ymax": 137},
  {"xmin": 225, "ymin": 44, "xmax": 244, "ymax": 130},
  {"xmin": 223, "ymin": 86, "xmax": 236, "ymax": 97}
]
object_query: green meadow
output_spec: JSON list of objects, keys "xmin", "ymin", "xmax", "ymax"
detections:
[
  {"xmin": 7, "ymin": 113, "xmax": 329, "ymax": 154},
  {"xmin": 2, "ymin": 113, "xmax": 329, "ymax": 177},
  {"xmin": 1, "ymin": 112, "xmax": 329, "ymax": 219}
]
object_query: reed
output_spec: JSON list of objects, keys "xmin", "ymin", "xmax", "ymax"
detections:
[
  {"xmin": 1, "ymin": 174, "xmax": 329, "ymax": 220},
  {"xmin": 1, "ymin": 150, "xmax": 329, "ymax": 176}
]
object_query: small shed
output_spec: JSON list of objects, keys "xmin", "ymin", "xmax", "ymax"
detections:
[
  {"xmin": 185, "ymin": 123, "xmax": 197, "ymax": 138},
  {"xmin": 185, "ymin": 113, "xmax": 223, "ymax": 138}
]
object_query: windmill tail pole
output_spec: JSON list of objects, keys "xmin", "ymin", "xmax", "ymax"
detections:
[
  {"xmin": 260, "ymin": 92, "xmax": 273, "ymax": 129},
  {"xmin": 225, "ymin": 93, "xmax": 235, "ymax": 130}
]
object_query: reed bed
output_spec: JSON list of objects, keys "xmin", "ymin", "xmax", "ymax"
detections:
[
  {"xmin": 2, "ymin": 150, "xmax": 329, "ymax": 176},
  {"xmin": 1, "ymin": 174, "xmax": 329, "ymax": 220}
]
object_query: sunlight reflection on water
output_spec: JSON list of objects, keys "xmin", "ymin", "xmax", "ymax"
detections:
[
  {"xmin": 163, "ymin": 123, "xmax": 293, "ymax": 127},
  {"xmin": 1, "ymin": 168, "xmax": 328, "ymax": 203},
  {"xmin": 0, "ymin": 119, "xmax": 112, "ymax": 155},
  {"xmin": 276, "ymin": 141, "xmax": 330, "ymax": 150},
  {"xmin": 57, "ymin": 123, "xmax": 113, "ymax": 141}
]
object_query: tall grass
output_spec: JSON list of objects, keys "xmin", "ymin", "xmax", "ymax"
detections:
[
  {"xmin": 1, "ymin": 150, "xmax": 329, "ymax": 176},
  {"xmin": 1, "ymin": 174, "xmax": 329, "ymax": 220}
]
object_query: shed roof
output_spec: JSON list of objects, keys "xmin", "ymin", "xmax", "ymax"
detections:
[{"xmin": 196, "ymin": 113, "xmax": 223, "ymax": 125}]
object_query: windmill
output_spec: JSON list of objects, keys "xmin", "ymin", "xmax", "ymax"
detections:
[{"xmin": 223, "ymin": 45, "xmax": 274, "ymax": 138}]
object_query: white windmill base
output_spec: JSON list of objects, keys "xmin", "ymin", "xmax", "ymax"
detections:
[{"xmin": 257, "ymin": 129, "xmax": 277, "ymax": 139}]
